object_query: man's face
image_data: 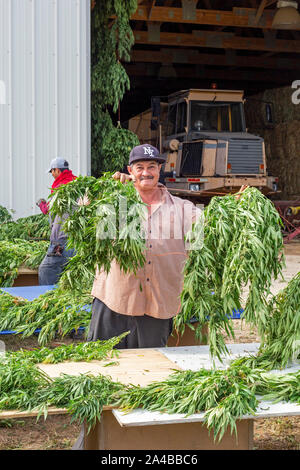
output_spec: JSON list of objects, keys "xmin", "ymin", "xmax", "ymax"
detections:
[
  {"xmin": 50, "ymin": 168, "xmax": 61, "ymax": 179},
  {"xmin": 127, "ymin": 160, "xmax": 161, "ymax": 192}
]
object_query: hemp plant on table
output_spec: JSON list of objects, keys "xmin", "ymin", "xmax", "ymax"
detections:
[
  {"xmin": 0, "ymin": 333, "xmax": 128, "ymax": 432},
  {"xmin": 49, "ymin": 174, "xmax": 147, "ymax": 292},
  {"xmin": 0, "ymin": 239, "xmax": 48, "ymax": 287},
  {"xmin": 0, "ymin": 213, "xmax": 50, "ymax": 241},
  {"xmin": 0, "ymin": 288, "xmax": 92, "ymax": 346},
  {"xmin": 174, "ymin": 187, "xmax": 285, "ymax": 362}
]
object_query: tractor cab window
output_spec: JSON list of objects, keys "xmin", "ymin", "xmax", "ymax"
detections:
[
  {"xmin": 167, "ymin": 101, "xmax": 187, "ymax": 136},
  {"xmin": 167, "ymin": 104, "xmax": 177, "ymax": 135},
  {"xmin": 190, "ymin": 101, "xmax": 244, "ymax": 132}
]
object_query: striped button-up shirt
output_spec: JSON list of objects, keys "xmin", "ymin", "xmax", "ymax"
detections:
[{"xmin": 91, "ymin": 185, "xmax": 202, "ymax": 319}]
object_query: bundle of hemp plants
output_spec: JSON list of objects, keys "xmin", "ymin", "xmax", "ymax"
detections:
[
  {"xmin": 233, "ymin": 271, "xmax": 300, "ymax": 370},
  {"xmin": 5, "ymin": 331, "xmax": 129, "ymax": 365},
  {"xmin": 112, "ymin": 363, "xmax": 300, "ymax": 443},
  {"xmin": 0, "ymin": 205, "xmax": 13, "ymax": 224},
  {"xmin": 0, "ymin": 239, "xmax": 48, "ymax": 287},
  {"xmin": 0, "ymin": 366, "xmax": 124, "ymax": 434},
  {"xmin": 0, "ymin": 288, "xmax": 92, "ymax": 345},
  {"xmin": 0, "ymin": 333, "xmax": 128, "ymax": 432},
  {"xmin": 0, "ymin": 213, "xmax": 50, "ymax": 241},
  {"xmin": 174, "ymin": 187, "xmax": 284, "ymax": 362},
  {"xmin": 49, "ymin": 173, "xmax": 147, "ymax": 293}
]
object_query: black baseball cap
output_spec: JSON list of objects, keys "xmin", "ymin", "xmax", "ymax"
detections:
[{"xmin": 129, "ymin": 144, "xmax": 166, "ymax": 165}]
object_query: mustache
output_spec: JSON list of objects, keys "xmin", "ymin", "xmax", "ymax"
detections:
[{"xmin": 139, "ymin": 176, "xmax": 154, "ymax": 181}]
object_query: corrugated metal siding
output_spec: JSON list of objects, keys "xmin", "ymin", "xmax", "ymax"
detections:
[
  {"xmin": 228, "ymin": 138, "xmax": 264, "ymax": 174},
  {"xmin": 0, "ymin": 0, "xmax": 90, "ymax": 219}
]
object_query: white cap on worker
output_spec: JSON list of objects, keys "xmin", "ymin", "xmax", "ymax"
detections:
[{"xmin": 47, "ymin": 157, "xmax": 69, "ymax": 173}]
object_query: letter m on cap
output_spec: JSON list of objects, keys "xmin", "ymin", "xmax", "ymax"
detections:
[{"xmin": 143, "ymin": 146, "xmax": 154, "ymax": 157}]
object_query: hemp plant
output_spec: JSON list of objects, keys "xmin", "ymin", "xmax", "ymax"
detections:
[{"xmin": 174, "ymin": 187, "xmax": 285, "ymax": 362}]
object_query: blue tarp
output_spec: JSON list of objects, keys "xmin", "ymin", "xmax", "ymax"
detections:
[{"xmin": 1, "ymin": 285, "xmax": 56, "ymax": 301}]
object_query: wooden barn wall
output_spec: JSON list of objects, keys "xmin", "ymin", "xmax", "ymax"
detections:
[{"xmin": 244, "ymin": 86, "xmax": 300, "ymax": 200}]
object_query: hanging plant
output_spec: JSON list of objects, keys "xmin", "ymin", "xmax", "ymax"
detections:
[
  {"xmin": 101, "ymin": 125, "xmax": 140, "ymax": 172},
  {"xmin": 91, "ymin": 0, "xmax": 139, "ymax": 176}
]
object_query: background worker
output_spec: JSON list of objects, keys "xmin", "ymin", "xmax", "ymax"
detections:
[{"xmin": 36, "ymin": 157, "xmax": 77, "ymax": 285}]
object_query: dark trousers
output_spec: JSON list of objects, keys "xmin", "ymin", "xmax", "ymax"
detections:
[
  {"xmin": 87, "ymin": 298, "xmax": 173, "ymax": 349},
  {"xmin": 72, "ymin": 299, "xmax": 173, "ymax": 450},
  {"xmin": 38, "ymin": 242, "xmax": 74, "ymax": 285}
]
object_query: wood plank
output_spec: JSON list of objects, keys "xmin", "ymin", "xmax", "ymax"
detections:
[
  {"xmin": 17, "ymin": 266, "xmax": 38, "ymax": 275},
  {"xmin": 0, "ymin": 404, "xmax": 114, "ymax": 420},
  {"xmin": 125, "ymin": 63, "xmax": 297, "ymax": 83},
  {"xmin": 254, "ymin": 0, "xmax": 268, "ymax": 25},
  {"xmin": 0, "ymin": 408, "xmax": 68, "ymax": 419},
  {"xmin": 133, "ymin": 30, "xmax": 300, "ymax": 53},
  {"xmin": 37, "ymin": 348, "xmax": 182, "ymax": 387},
  {"xmin": 131, "ymin": 5, "xmax": 276, "ymax": 29},
  {"xmin": 130, "ymin": 49, "xmax": 300, "ymax": 70}
]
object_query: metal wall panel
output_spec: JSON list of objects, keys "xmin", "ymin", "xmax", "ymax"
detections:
[{"xmin": 0, "ymin": 0, "xmax": 91, "ymax": 219}]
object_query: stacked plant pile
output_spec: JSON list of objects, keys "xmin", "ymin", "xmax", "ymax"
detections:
[
  {"xmin": 0, "ymin": 212, "xmax": 50, "ymax": 241},
  {"xmin": 0, "ymin": 239, "xmax": 48, "ymax": 287},
  {"xmin": 0, "ymin": 206, "xmax": 13, "ymax": 224}
]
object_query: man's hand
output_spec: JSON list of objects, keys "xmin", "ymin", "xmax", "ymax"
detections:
[
  {"xmin": 36, "ymin": 198, "xmax": 46, "ymax": 207},
  {"xmin": 77, "ymin": 194, "xmax": 90, "ymax": 207},
  {"xmin": 36, "ymin": 198, "xmax": 49, "ymax": 215},
  {"xmin": 112, "ymin": 172, "xmax": 136, "ymax": 184},
  {"xmin": 235, "ymin": 185, "xmax": 249, "ymax": 201}
]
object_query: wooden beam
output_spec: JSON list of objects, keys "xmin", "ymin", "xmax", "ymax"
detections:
[
  {"xmin": 148, "ymin": 0, "xmax": 156, "ymax": 20},
  {"xmin": 133, "ymin": 30, "xmax": 300, "ymax": 53},
  {"xmin": 125, "ymin": 63, "xmax": 298, "ymax": 83},
  {"xmin": 129, "ymin": 76, "xmax": 272, "ymax": 92},
  {"xmin": 131, "ymin": 5, "xmax": 277, "ymax": 29},
  {"xmin": 254, "ymin": 0, "xmax": 268, "ymax": 25},
  {"xmin": 201, "ymin": 0, "xmax": 212, "ymax": 9},
  {"xmin": 130, "ymin": 48, "xmax": 300, "ymax": 70}
]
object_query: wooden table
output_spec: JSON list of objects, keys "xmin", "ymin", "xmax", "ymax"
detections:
[
  {"xmin": 12, "ymin": 266, "xmax": 39, "ymax": 287},
  {"xmin": 1, "ymin": 343, "xmax": 300, "ymax": 451}
]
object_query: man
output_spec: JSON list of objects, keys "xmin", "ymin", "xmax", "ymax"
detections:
[
  {"xmin": 87, "ymin": 143, "xmax": 203, "ymax": 349},
  {"xmin": 73, "ymin": 144, "xmax": 247, "ymax": 449},
  {"xmin": 36, "ymin": 157, "xmax": 77, "ymax": 285}
]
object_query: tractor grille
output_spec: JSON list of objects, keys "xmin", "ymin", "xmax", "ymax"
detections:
[
  {"xmin": 180, "ymin": 141, "xmax": 203, "ymax": 176},
  {"xmin": 228, "ymin": 138, "xmax": 263, "ymax": 174}
]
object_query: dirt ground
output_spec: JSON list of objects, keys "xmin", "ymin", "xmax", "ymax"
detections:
[{"xmin": 0, "ymin": 242, "xmax": 299, "ymax": 451}]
